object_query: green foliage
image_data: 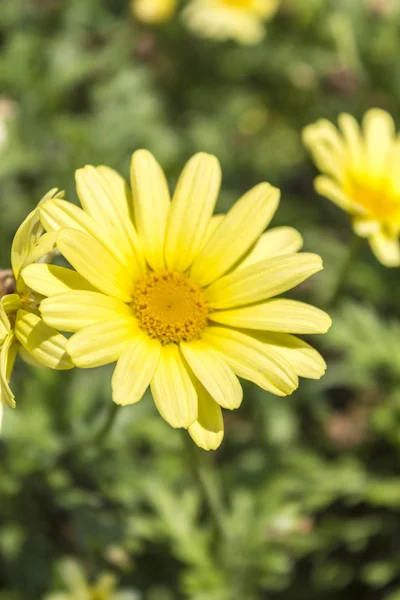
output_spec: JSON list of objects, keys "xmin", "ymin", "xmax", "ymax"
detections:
[{"xmin": 1, "ymin": 0, "xmax": 400, "ymax": 598}]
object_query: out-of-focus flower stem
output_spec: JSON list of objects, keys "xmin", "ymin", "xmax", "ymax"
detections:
[
  {"xmin": 60, "ymin": 403, "xmax": 120, "ymax": 464},
  {"xmin": 328, "ymin": 234, "xmax": 361, "ymax": 307},
  {"xmin": 93, "ymin": 402, "xmax": 120, "ymax": 446},
  {"xmin": 183, "ymin": 432, "xmax": 226, "ymax": 536}
]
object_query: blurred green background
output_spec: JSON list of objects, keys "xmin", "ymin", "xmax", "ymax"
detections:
[{"xmin": 2, "ymin": 0, "xmax": 400, "ymax": 598}]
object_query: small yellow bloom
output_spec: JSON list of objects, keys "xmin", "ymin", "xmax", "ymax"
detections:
[
  {"xmin": 24, "ymin": 152, "xmax": 330, "ymax": 451},
  {"xmin": 0, "ymin": 190, "xmax": 73, "ymax": 430},
  {"xmin": 132, "ymin": 0, "xmax": 177, "ymax": 23},
  {"xmin": 303, "ymin": 108, "xmax": 400, "ymax": 267},
  {"xmin": 183, "ymin": 0, "xmax": 280, "ymax": 44},
  {"xmin": 44, "ymin": 557, "xmax": 136, "ymax": 600}
]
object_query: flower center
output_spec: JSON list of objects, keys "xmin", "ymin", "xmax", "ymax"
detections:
[
  {"xmin": 346, "ymin": 174, "xmax": 400, "ymax": 222},
  {"xmin": 133, "ymin": 270, "xmax": 209, "ymax": 344},
  {"xmin": 20, "ymin": 291, "xmax": 40, "ymax": 311}
]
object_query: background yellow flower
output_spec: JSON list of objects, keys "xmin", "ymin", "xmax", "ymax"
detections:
[
  {"xmin": 183, "ymin": 0, "xmax": 280, "ymax": 44},
  {"xmin": 44, "ymin": 558, "xmax": 137, "ymax": 600},
  {"xmin": 303, "ymin": 109, "xmax": 400, "ymax": 267},
  {"xmin": 132, "ymin": 0, "xmax": 177, "ymax": 23}
]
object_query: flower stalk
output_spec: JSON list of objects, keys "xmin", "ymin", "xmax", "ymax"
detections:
[
  {"xmin": 183, "ymin": 431, "xmax": 226, "ymax": 536},
  {"xmin": 328, "ymin": 234, "xmax": 361, "ymax": 308}
]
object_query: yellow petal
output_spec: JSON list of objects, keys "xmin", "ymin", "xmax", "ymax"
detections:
[
  {"xmin": 388, "ymin": 139, "xmax": 400, "ymax": 190},
  {"xmin": 255, "ymin": 0, "xmax": 280, "ymax": 17},
  {"xmin": 202, "ymin": 326, "xmax": 298, "ymax": 396},
  {"xmin": 40, "ymin": 197, "xmax": 122, "ymax": 263},
  {"xmin": 75, "ymin": 165, "xmax": 130, "ymax": 225},
  {"xmin": 352, "ymin": 217, "xmax": 380, "ymax": 238},
  {"xmin": 40, "ymin": 197, "xmax": 103, "ymax": 234},
  {"xmin": 40, "ymin": 198, "xmax": 144, "ymax": 275},
  {"xmin": 67, "ymin": 318, "xmax": 138, "ymax": 368},
  {"xmin": 369, "ymin": 229, "xmax": 400, "ymax": 267},
  {"xmin": 302, "ymin": 122, "xmax": 345, "ymax": 182},
  {"xmin": 363, "ymin": 108, "xmax": 395, "ymax": 176},
  {"xmin": 183, "ymin": 0, "xmax": 266, "ymax": 44},
  {"xmin": 181, "ymin": 339, "xmax": 242, "ymax": 409},
  {"xmin": 19, "ymin": 345, "xmax": 48, "ymax": 368},
  {"xmin": 2, "ymin": 294, "xmax": 23, "ymax": 314},
  {"xmin": 165, "ymin": 153, "xmax": 221, "ymax": 272},
  {"xmin": 206, "ymin": 253, "xmax": 323, "ymax": 309},
  {"xmin": 40, "ymin": 291, "xmax": 133, "ymax": 332},
  {"xmin": 303, "ymin": 120, "xmax": 347, "ymax": 178},
  {"xmin": 11, "ymin": 208, "xmax": 42, "ymax": 279},
  {"xmin": 257, "ymin": 332, "xmax": 327, "ymax": 380},
  {"xmin": 150, "ymin": 344, "xmax": 198, "ymax": 428},
  {"xmin": 15, "ymin": 277, "xmax": 28, "ymax": 298},
  {"xmin": 190, "ymin": 182, "xmax": 280, "ymax": 287},
  {"xmin": 238, "ymin": 226, "xmax": 303, "ymax": 269},
  {"xmin": 20, "ymin": 232, "xmax": 58, "ymax": 270},
  {"xmin": 188, "ymin": 383, "xmax": 224, "ymax": 451},
  {"xmin": 14, "ymin": 310, "xmax": 73, "ymax": 370},
  {"xmin": 96, "ymin": 165, "xmax": 133, "ymax": 218},
  {"xmin": 210, "ymin": 299, "xmax": 332, "ymax": 334},
  {"xmin": 38, "ymin": 188, "xmax": 65, "ymax": 204},
  {"xmin": 57, "ymin": 229, "xmax": 135, "ymax": 302},
  {"xmin": 112, "ymin": 332, "xmax": 161, "ymax": 406},
  {"xmin": 134, "ymin": 0, "xmax": 177, "ymax": 23},
  {"xmin": 22, "ymin": 264, "xmax": 97, "ymax": 297},
  {"xmin": 130, "ymin": 150, "xmax": 171, "ymax": 270},
  {"xmin": 0, "ymin": 303, "xmax": 11, "ymax": 344},
  {"xmin": 0, "ymin": 331, "xmax": 18, "ymax": 408},
  {"xmin": 314, "ymin": 176, "xmax": 355, "ymax": 213},
  {"xmin": 75, "ymin": 166, "xmax": 146, "ymax": 274},
  {"xmin": 202, "ymin": 215, "xmax": 224, "ymax": 249},
  {"xmin": 12, "ymin": 188, "xmax": 63, "ymax": 277},
  {"xmin": 338, "ymin": 113, "xmax": 364, "ymax": 171}
]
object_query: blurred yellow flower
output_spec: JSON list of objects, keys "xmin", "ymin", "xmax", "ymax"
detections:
[
  {"xmin": 133, "ymin": 0, "xmax": 177, "ymax": 23},
  {"xmin": 303, "ymin": 108, "xmax": 400, "ymax": 267},
  {"xmin": 0, "ymin": 190, "xmax": 73, "ymax": 430},
  {"xmin": 44, "ymin": 557, "xmax": 137, "ymax": 600},
  {"xmin": 183, "ymin": 0, "xmax": 280, "ymax": 44},
  {"xmin": 24, "ymin": 151, "xmax": 330, "ymax": 451}
]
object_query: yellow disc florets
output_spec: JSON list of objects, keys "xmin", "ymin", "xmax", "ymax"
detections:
[{"xmin": 133, "ymin": 270, "xmax": 209, "ymax": 344}]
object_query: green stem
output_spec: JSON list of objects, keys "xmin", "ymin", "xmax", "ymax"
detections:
[
  {"xmin": 182, "ymin": 432, "xmax": 226, "ymax": 536},
  {"xmin": 61, "ymin": 403, "xmax": 120, "ymax": 463},
  {"xmin": 92, "ymin": 402, "xmax": 120, "ymax": 446},
  {"xmin": 328, "ymin": 234, "xmax": 361, "ymax": 307}
]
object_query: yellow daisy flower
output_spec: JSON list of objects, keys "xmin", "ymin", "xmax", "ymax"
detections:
[
  {"xmin": 0, "ymin": 190, "xmax": 73, "ymax": 429},
  {"xmin": 303, "ymin": 108, "xmax": 400, "ymax": 267},
  {"xmin": 133, "ymin": 0, "xmax": 177, "ymax": 23},
  {"xmin": 183, "ymin": 0, "xmax": 280, "ymax": 45},
  {"xmin": 23, "ymin": 152, "xmax": 331, "ymax": 450},
  {"xmin": 44, "ymin": 557, "xmax": 136, "ymax": 600}
]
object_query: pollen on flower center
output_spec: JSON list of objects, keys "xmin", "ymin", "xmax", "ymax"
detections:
[
  {"xmin": 20, "ymin": 291, "xmax": 40, "ymax": 311},
  {"xmin": 132, "ymin": 270, "xmax": 209, "ymax": 344}
]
